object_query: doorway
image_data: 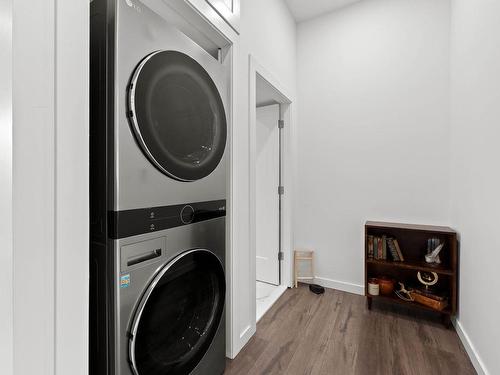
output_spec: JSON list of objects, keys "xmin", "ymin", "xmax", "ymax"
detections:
[
  {"xmin": 255, "ymin": 103, "xmax": 282, "ymax": 320},
  {"xmin": 256, "ymin": 103, "xmax": 280, "ymax": 286},
  {"xmin": 249, "ymin": 56, "xmax": 294, "ymax": 324}
]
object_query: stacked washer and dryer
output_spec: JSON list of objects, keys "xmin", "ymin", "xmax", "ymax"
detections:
[{"xmin": 90, "ymin": 1, "xmax": 228, "ymax": 374}]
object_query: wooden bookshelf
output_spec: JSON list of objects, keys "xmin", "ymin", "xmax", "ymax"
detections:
[{"xmin": 365, "ymin": 221, "xmax": 458, "ymax": 326}]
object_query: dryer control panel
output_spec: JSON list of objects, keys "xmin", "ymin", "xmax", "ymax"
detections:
[{"xmin": 109, "ymin": 199, "xmax": 226, "ymax": 239}]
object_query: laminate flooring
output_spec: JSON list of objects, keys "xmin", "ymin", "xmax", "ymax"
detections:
[{"xmin": 225, "ymin": 284, "xmax": 475, "ymax": 375}]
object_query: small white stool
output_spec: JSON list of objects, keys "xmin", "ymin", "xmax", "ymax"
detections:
[{"xmin": 294, "ymin": 249, "xmax": 314, "ymax": 288}]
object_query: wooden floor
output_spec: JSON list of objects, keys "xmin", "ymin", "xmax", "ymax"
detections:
[{"xmin": 225, "ymin": 285, "xmax": 475, "ymax": 375}]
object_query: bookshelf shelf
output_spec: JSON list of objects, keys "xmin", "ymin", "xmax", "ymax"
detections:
[
  {"xmin": 366, "ymin": 259, "xmax": 454, "ymax": 275},
  {"xmin": 364, "ymin": 221, "xmax": 458, "ymax": 327},
  {"xmin": 369, "ymin": 293, "xmax": 452, "ymax": 315}
]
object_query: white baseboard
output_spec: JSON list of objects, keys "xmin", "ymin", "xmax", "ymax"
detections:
[
  {"xmin": 453, "ymin": 318, "xmax": 489, "ymax": 375},
  {"xmin": 239, "ymin": 324, "xmax": 252, "ymax": 340},
  {"xmin": 312, "ymin": 276, "xmax": 364, "ymax": 295},
  {"xmin": 256, "ymin": 284, "xmax": 287, "ymax": 323},
  {"xmin": 232, "ymin": 323, "xmax": 254, "ymax": 358}
]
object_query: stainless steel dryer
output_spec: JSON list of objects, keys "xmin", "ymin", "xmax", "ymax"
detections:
[
  {"xmin": 90, "ymin": 0, "xmax": 229, "ymax": 373},
  {"xmin": 93, "ymin": 0, "xmax": 228, "ymax": 213}
]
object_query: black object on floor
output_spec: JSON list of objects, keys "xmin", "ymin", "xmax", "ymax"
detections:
[{"xmin": 309, "ymin": 284, "xmax": 325, "ymax": 295}]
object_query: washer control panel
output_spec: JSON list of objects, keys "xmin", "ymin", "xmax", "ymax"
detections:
[
  {"xmin": 110, "ymin": 199, "xmax": 226, "ymax": 239},
  {"xmin": 180, "ymin": 205, "xmax": 195, "ymax": 224}
]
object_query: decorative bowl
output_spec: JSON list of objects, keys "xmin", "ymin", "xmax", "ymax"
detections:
[{"xmin": 378, "ymin": 276, "xmax": 395, "ymax": 295}]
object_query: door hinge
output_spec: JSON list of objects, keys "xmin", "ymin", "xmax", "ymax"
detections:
[
  {"xmin": 278, "ymin": 120, "xmax": 285, "ymax": 129},
  {"xmin": 278, "ymin": 252, "xmax": 284, "ymax": 261},
  {"xmin": 278, "ymin": 186, "xmax": 284, "ymax": 195}
]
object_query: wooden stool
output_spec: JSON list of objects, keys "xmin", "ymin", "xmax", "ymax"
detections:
[{"xmin": 294, "ymin": 249, "xmax": 314, "ymax": 288}]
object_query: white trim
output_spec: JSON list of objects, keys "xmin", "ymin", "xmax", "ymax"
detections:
[
  {"xmin": 453, "ymin": 319, "xmax": 489, "ymax": 375},
  {"xmin": 0, "ymin": 0, "xmax": 13, "ymax": 371},
  {"xmin": 226, "ymin": 42, "xmax": 238, "ymax": 359},
  {"xmin": 238, "ymin": 323, "xmax": 254, "ymax": 354},
  {"xmin": 239, "ymin": 324, "xmax": 252, "ymax": 340},
  {"xmin": 185, "ymin": 0, "xmax": 239, "ymax": 38},
  {"xmin": 312, "ymin": 276, "xmax": 365, "ymax": 296},
  {"xmin": 54, "ymin": 1, "xmax": 89, "ymax": 373},
  {"xmin": 256, "ymin": 285, "xmax": 287, "ymax": 323},
  {"xmin": 248, "ymin": 55, "xmax": 295, "ymax": 352},
  {"xmin": 204, "ymin": 0, "xmax": 240, "ymax": 33}
]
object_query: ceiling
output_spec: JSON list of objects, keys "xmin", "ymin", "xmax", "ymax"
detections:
[{"xmin": 285, "ymin": 0, "xmax": 362, "ymax": 23}]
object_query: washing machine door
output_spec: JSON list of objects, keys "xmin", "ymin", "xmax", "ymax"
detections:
[
  {"xmin": 129, "ymin": 249, "xmax": 225, "ymax": 375},
  {"xmin": 128, "ymin": 50, "xmax": 227, "ymax": 181}
]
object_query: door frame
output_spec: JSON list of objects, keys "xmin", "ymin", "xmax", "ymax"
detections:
[
  {"xmin": 1, "ymin": 0, "xmax": 13, "ymax": 371},
  {"xmin": 249, "ymin": 55, "xmax": 294, "ymax": 329}
]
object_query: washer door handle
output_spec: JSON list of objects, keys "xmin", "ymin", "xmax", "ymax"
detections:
[{"xmin": 127, "ymin": 248, "xmax": 162, "ymax": 267}]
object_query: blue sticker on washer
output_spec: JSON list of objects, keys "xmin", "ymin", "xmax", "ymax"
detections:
[{"xmin": 120, "ymin": 274, "xmax": 130, "ymax": 288}]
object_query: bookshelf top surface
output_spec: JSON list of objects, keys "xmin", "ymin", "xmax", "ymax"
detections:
[{"xmin": 365, "ymin": 221, "xmax": 456, "ymax": 234}]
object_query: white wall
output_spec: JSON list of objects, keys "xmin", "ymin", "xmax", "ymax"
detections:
[
  {"xmin": 11, "ymin": 1, "xmax": 89, "ymax": 374},
  {"xmin": 13, "ymin": 1, "xmax": 56, "ymax": 373},
  {"xmin": 295, "ymin": 0, "xmax": 451, "ymax": 291},
  {"xmin": 450, "ymin": 1, "xmax": 500, "ymax": 374},
  {"xmin": 232, "ymin": 0, "xmax": 296, "ymax": 354}
]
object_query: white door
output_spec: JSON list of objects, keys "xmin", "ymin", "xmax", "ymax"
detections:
[{"xmin": 256, "ymin": 104, "xmax": 280, "ymax": 285}]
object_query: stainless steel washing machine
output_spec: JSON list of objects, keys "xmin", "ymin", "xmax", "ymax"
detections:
[
  {"xmin": 90, "ymin": 0, "xmax": 229, "ymax": 373},
  {"xmin": 90, "ymin": 202, "xmax": 227, "ymax": 375},
  {"xmin": 115, "ymin": 216, "xmax": 226, "ymax": 375}
]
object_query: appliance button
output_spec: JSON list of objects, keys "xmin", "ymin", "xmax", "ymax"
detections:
[{"xmin": 180, "ymin": 205, "xmax": 195, "ymax": 224}]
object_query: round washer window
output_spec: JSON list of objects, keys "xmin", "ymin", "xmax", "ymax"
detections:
[
  {"xmin": 129, "ymin": 249, "xmax": 225, "ymax": 375},
  {"xmin": 128, "ymin": 50, "xmax": 227, "ymax": 181}
]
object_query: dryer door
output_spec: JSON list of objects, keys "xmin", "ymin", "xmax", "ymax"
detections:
[
  {"xmin": 129, "ymin": 249, "xmax": 225, "ymax": 375},
  {"xmin": 128, "ymin": 50, "xmax": 227, "ymax": 182}
]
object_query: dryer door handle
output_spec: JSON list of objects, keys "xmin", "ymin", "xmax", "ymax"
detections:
[{"xmin": 127, "ymin": 249, "xmax": 162, "ymax": 267}]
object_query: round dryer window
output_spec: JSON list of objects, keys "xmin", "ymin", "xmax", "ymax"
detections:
[
  {"xmin": 128, "ymin": 50, "xmax": 227, "ymax": 181},
  {"xmin": 129, "ymin": 249, "xmax": 225, "ymax": 375}
]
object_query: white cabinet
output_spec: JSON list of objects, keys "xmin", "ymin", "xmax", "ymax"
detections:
[{"xmin": 205, "ymin": 0, "xmax": 240, "ymax": 32}]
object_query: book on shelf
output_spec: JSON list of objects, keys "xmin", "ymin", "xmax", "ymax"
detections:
[
  {"xmin": 368, "ymin": 236, "xmax": 405, "ymax": 262},
  {"xmin": 367, "ymin": 235, "xmax": 374, "ymax": 259},
  {"xmin": 412, "ymin": 288, "xmax": 447, "ymax": 302},
  {"xmin": 394, "ymin": 239, "xmax": 405, "ymax": 261},
  {"xmin": 410, "ymin": 290, "xmax": 448, "ymax": 311},
  {"xmin": 382, "ymin": 235, "xmax": 387, "ymax": 260},
  {"xmin": 387, "ymin": 238, "xmax": 401, "ymax": 261},
  {"xmin": 368, "ymin": 236, "xmax": 390, "ymax": 260},
  {"xmin": 377, "ymin": 237, "xmax": 383, "ymax": 260}
]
